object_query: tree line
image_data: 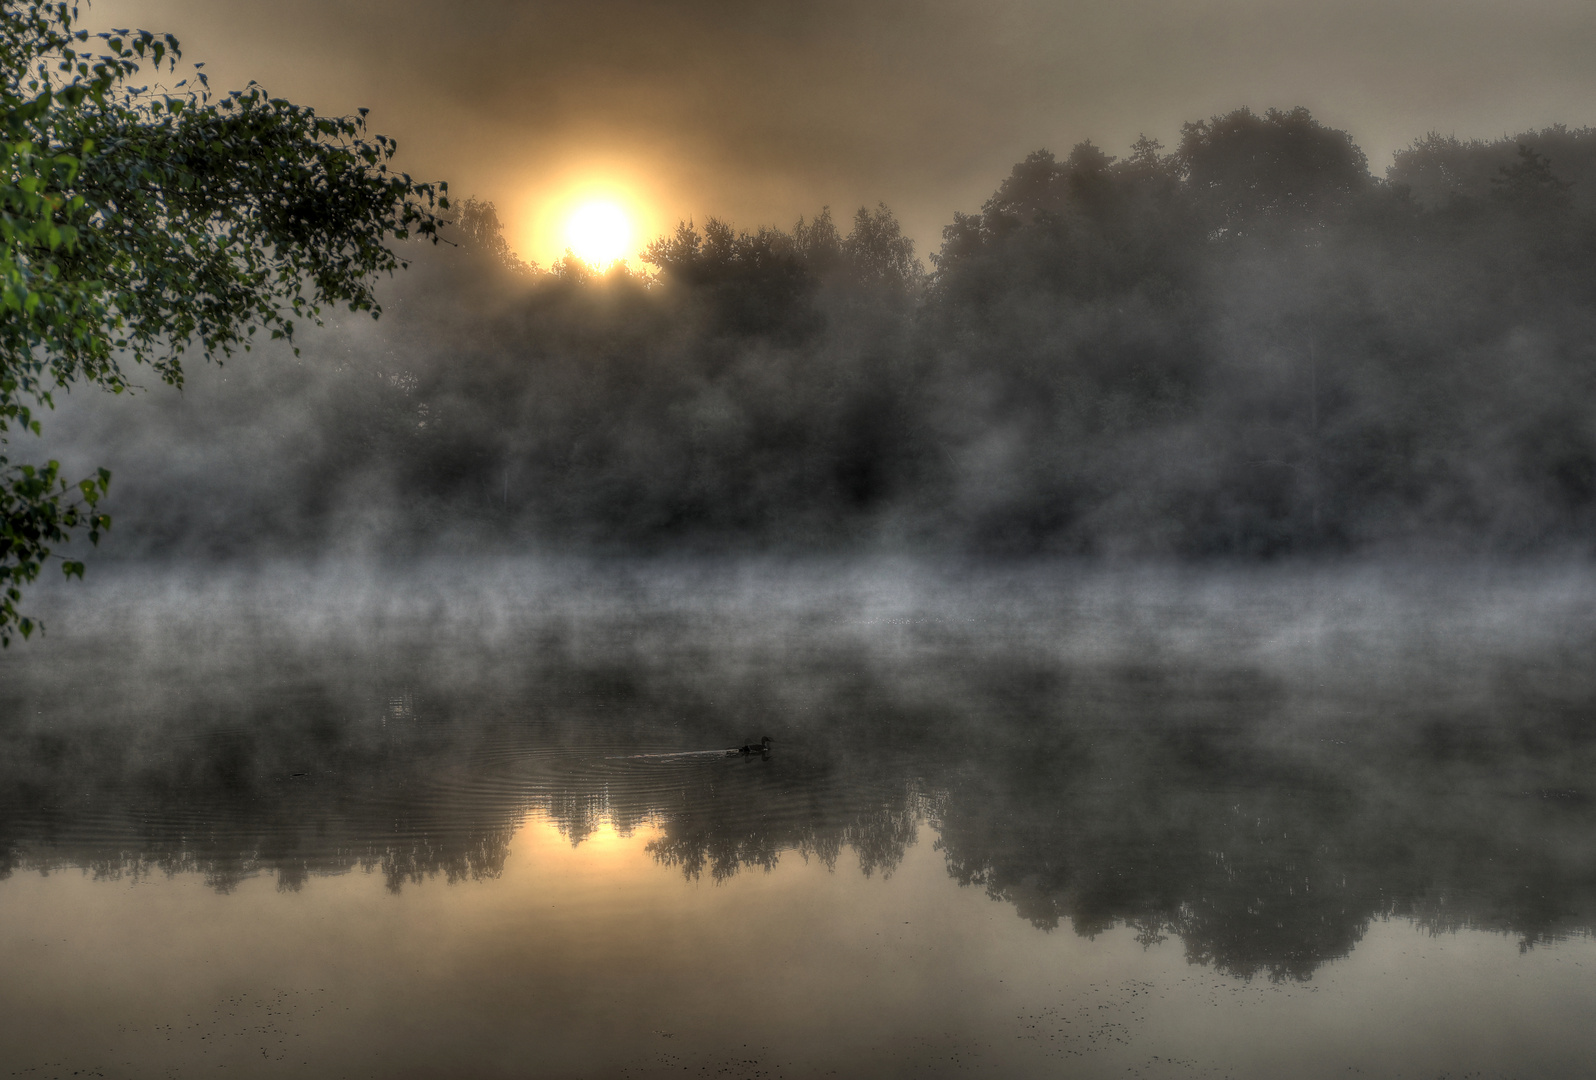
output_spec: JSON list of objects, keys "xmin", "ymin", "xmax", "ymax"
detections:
[{"xmin": 50, "ymin": 106, "xmax": 1596, "ymax": 558}]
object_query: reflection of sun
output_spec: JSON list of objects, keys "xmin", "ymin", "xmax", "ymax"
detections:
[{"xmin": 564, "ymin": 200, "xmax": 631, "ymax": 266}]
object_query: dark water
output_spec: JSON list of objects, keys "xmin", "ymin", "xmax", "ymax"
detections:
[{"xmin": 2, "ymin": 561, "xmax": 1594, "ymax": 1079}]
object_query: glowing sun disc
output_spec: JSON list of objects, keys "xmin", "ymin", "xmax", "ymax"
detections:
[{"xmin": 565, "ymin": 200, "xmax": 631, "ymax": 264}]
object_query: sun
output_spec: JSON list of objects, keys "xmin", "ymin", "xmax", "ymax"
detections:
[{"xmin": 564, "ymin": 200, "xmax": 632, "ymax": 266}]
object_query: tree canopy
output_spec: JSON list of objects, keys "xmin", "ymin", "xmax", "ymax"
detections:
[
  {"xmin": 0, "ymin": 0, "xmax": 446, "ymax": 641},
  {"xmin": 12, "ymin": 93, "xmax": 1596, "ymax": 571}
]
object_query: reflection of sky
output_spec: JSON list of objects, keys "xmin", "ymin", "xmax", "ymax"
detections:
[
  {"xmin": 5, "ymin": 562, "xmax": 1596, "ymax": 1075},
  {"xmin": 3, "ymin": 812, "xmax": 1594, "ymax": 1080}
]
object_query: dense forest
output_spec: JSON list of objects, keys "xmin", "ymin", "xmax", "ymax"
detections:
[{"xmin": 42, "ymin": 106, "xmax": 1596, "ymax": 557}]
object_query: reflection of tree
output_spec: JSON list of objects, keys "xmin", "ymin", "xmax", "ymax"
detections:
[
  {"xmin": 534, "ymin": 759, "xmax": 923, "ymax": 884},
  {"xmin": 0, "ymin": 810, "xmax": 520, "ymax": 897},
  {"xmin": 4, "ymin": 650, "xmax": 1596, "ymax": 984},
  {"xmin": 0, "ymin": 690, "xmax": 522, "ymax": 896},
  {"xmin": 933, "ymin": 768, "xmax": 1379, "ymax": 980},
  {"xmin": 642, "ymin": 790, "xmax": 919, "ymax": 883},
  {"xmin": 370, "ymin": 826, "xmax": 515, "ymax": 893},
  {"xmin": 929, "ymin": 726, "xmax": 1596, "ymax": 981}
]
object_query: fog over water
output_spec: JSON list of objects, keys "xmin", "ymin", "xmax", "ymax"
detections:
[
  {"xmin": 7, "ymin": 560, "xmax": 1596, "ymax": 930},
  {"xmin": 2, "ymin": 561, "xmax": 1595, "ymax": 1077}
]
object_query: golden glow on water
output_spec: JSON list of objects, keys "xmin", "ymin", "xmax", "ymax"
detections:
[
  {"xmin": 3, "ymin": 813, "xmax": 1596, "ymax": 1079},
  {"xmin": 7, "ymin": 568, "xmax": 1596, "ymax": 1076}
]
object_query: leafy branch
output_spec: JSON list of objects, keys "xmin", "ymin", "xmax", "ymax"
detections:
[{"xmin": 0, "ymin": 0, "xmax": 448, "ymax": 641}]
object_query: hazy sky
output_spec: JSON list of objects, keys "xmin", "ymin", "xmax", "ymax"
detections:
[{"xmin": 97, "ymin": 0, "xmax": 1596, "ymax": 265}]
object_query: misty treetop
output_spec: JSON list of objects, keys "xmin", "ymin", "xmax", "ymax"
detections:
[
  {"xmin": 37, "ymin": 104, "xmax": 1596, "ymax": 564},
  {"xmin": 0, "ymin": 0, "xmax": 446, "ymax": 639}
]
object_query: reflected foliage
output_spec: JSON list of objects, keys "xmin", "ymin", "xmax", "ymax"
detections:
[{"xmin": 4, "ymin": 572, "xmax": 1596, "ymax": 982}]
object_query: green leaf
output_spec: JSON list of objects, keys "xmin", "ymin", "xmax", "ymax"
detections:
[{"xmin": 0, "ymin": 1, "xmax": 446, "ymax": 639}]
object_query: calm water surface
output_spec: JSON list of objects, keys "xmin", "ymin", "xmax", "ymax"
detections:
[{"xmin": 2, "ymin": 561, "xmax": 1594, "ymax": 1079}]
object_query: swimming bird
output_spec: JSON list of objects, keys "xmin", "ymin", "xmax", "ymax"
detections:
[{"xmin": 609, "ymin": 737, "xmax": 774, "ymax": 762}]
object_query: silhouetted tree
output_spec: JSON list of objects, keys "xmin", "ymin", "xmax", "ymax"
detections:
[
  {"xmin": 452, "ymin": 197, "xmax": 533, "ymax": 273},
  {"xmin": 1177, "ymin": 106, "xmax": 1370, "ymax": 230},
  {"xmin": 842, "ymin": 202, "xmax": 921, "ymax": 292}
]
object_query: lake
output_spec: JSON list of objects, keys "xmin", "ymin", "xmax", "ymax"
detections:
[{"xmin": 2, "ymin": 560, "xmax": 1593, "ymax": 1079}]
